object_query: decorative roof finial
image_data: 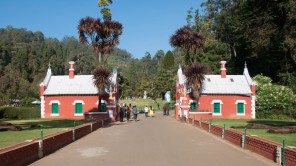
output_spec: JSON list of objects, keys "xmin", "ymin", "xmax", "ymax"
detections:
[
  {"xmin": 48, "ymin": 62, "xmax": 51, "ymax": 69},
  {"xmin": 244, "ymin": 61, "xmax": 247, "ymax": 68}
]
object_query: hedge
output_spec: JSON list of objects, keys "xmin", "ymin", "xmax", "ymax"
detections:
[{"xmin": 0, "ymin": 107, "xmax": 40, "ymax": 119}]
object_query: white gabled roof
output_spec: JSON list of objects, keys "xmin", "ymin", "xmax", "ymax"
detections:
[
  {"xmin": 201, "ymin": 75, "xmax": 252, "ymax": 96},
  {"xmin": 43, "ymin": 75, "xmax": 98, "ymax": 95}
]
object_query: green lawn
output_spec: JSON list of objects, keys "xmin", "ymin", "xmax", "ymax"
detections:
[
  {"xmin": 119, "ymin": 98, "xmax": 172, "ymax": 111},
  {"xmin": 209, "ymin": 119, "xmax": 296, "ymax": 147},
  {"xmin": 0, "ymin": 119, "xmax": 89, "ymax": 148}
]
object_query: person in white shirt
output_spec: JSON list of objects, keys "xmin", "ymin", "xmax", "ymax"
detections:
[{"xmin": 144, "ymin": 106, "xmax": 149, "ymax": 117}]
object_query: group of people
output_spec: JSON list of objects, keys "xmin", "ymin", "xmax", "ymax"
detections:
[
  {"xmin": 119, "ymin": 104, "xmax": 157, "ymax": 122},
  {"xmin": 119, "ymin": 103, "xmax": 138, "ymax": 122}
]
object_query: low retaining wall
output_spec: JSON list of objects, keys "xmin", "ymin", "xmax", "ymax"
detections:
[
  {"xmin": 0, "ymin": 118, "xmax": 110, "ymax": 166},
  {"xmin": 43, "ymin": 130, "xmax": 73, "ymax": 155},
  {"xmin": 0, "ymin": 142, "xmax": 39, "ymax": 166},
  {"xmin": 186, "ymin": 118, "xmax": 296, "ymax": 166}
]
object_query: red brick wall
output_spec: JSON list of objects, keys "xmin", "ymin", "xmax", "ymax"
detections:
[
  {"xmin": 199, "ymin": 95, "xmax": 253, "ymax": 119},
  {"xmin": 44, "ymin": 95, "xmax": 108, "ymax": 119},
  {"xmin": 0, "ymin": 119, "xmax": 111, "ymax": 166},
  {"xmin": 75, "ymin": 124, "xmax": 91, "ymax": 140},
  {"xmin": 224, "ymin": 129, "xmax": 243, "ymax": 147},
  {"xmin": 211, "ymin": 125, "xmax": 223, "ymax": 137},
  {"xmin": 0, "ymin": 142, "xmax": 39, "ymax": 166},
  {"xmin": 200, "ymin": 121, "xmax": 210, "ymax": 131},
  {"xmin": 245, "ymin": 136, "xmax": 278, "ymax": 162},
  {"xmin": 285, "ymin": 148, "xmax": 296, "ymax": 166},
  {"xmin": 43, "ymin": 130, "xmax": 73, "ymax": 155},
  {"xmin": 188, "ymin": 113, "xmax": 212, "ymax": 120}
]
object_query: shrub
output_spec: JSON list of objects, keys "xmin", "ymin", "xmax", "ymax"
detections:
[
  {"xmin": 253, "ymin": 74, "xmax": 296, "ymax": 119},
  {"xmin": 0, "ymin": 106, "xmax": 40, "ymax": 119}
]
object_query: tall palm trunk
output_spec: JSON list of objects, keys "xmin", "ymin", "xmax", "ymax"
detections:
[{"xmin": 192, "ymin": 89, "xmax": 200, "ymax": 111}]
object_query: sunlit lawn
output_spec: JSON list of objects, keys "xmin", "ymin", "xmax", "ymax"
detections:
[
  {"xmin": 0, "ymin": 119, "xmax": 89, "ymax": 148},
  {"xmin": 209, "ymin": 119, "xmax": 296, "ymax": 147},
  {"xmin": 119, "ymin": 98, "xmax": 170, "ymax": 111}
]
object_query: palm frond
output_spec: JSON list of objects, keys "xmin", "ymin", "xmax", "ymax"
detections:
[
  {"xmin": 184, "ymin": 63, "xmax": 207, "ymax": 90},
  {"xmin": 93, "ymin": 66, "xmax": 111, "ymax": 95}
]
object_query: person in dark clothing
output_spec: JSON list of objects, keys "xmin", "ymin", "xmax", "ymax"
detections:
[
  {"xmin": 119, "ymin": 106, "xmax": 124, "ymax": 122},
  {"xmin": 126, "ymin": 106, "xmax": 131, "ymax": 122}
]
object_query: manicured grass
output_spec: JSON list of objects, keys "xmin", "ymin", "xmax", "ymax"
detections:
[
  {"xmin": 209, "ymin": 119, "xmax": 296, "ymax": 147},
  {"xmin": 119, "ymin": 98, "xmax": 172, "ymax": 111},
  {"xmin": 0, "ymin": 119, "xmax": 89, "ymax": 148}
]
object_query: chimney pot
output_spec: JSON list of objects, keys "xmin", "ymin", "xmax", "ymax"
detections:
[
  {"xmin": 69, "ymin": 61, "xmax": 75, "ymax": 79},
  {"xmin": 220, "ymin": 61, "xmax": 227, "ymax": 78}
]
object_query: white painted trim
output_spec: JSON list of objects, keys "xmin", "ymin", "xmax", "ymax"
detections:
[
  {"xmin": 189, "ymin": 112, "xmax": 212, "ymax": 114},
  {"xmin": 40, "ymin": 96, "xmax": 45, "ymax": 118},
  {"xmin": 189, "ymin": 100, "xmax": 196, "ymax": 104},
  {"xmin": 84, "ymin": 112, "xmax": 108, "ymax": 115},
  {"xmin": 49, "ymin": 100, "xmax": 61, "ymax": 105},
  {"xmin": 72, "ymin": 100, "xmax": 85, "ymax": 105},
  {"xmin": 50, "ymin": 114, "xmax": 59, "ymax": 116},
  {"xmin": 211, "ymin": 100, "xmax": 223, "ymax": 104},
  {"xmin": 74, "ymin": 113, "xmax": 83, "ymax": 116},
  {"xmin": 96, "ymin": 100, "xmax": 107, "ymax": 104},
  {"xmin": 251, "ymin": 96, "xmax": 256, "ymax": 119},
  {"xmin": 211, "ymin": 100, "xmax": 223, "ymax": 116},
  {"xmin": 235, "ymin": 100, "xmax": 246, "ymax": 116},
  {"xmin": 235, "ymin": 100, "xmax": 247, "ymax": 104},
  {"xmin": 106, "ymin": 105, "xmax": 116, "ymax": 108},
  {"xmin": 180, "ymin": 105, "xmax": 190, "ymax": 108}
]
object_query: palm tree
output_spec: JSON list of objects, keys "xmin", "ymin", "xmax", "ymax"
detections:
[
  {"xmin": 93, "ymin": 67, "xmax": 111, "ymax": 112},
  {"xmin": 78, "ymin": 16, "xmax": 122, "ymax": 64},
  {"xmin": 170, "ymin": 26, "xmax": 205, "ymax": 64},
  {"xmin": 184, "ymin": 63, "xmax": 207, "ymax": 111}
]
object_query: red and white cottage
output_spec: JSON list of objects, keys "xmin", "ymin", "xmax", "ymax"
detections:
[
  {"xmin": 175, "ymin": 61, "xmax": 256, "ymax": 120},
  {"xmin": 40, "ymin": 61, "xmax": 119, "ymax": 121}
]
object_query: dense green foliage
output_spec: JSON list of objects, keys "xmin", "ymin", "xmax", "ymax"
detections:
[
  {"xmin": 0, "ymin": 106, "xmax": 40, "ymax": 119},
  {"xmin": 0, "ymin": 26, "xmax": 132, "ymax": 105},
  {"xmin": 253, "ymin": 75, "xmax": 296, "ymax": 119},
  {"xmin": 199, "ymin": 0, "xmax": 296, "ymax": 88}
]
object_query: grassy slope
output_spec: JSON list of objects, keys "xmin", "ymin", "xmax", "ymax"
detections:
[{"xmin": 209, "ymin": 119, "xmax": 296, "ymax": 147}]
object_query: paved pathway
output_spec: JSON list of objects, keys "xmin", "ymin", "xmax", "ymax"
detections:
[{"xmin": 31, "ymin": 112, "xmax": 276, "ymax": 166}]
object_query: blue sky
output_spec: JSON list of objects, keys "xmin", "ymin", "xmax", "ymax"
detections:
[{"xmin": 0, "ymin": 0, "xmax": 203, "ymax": 58}]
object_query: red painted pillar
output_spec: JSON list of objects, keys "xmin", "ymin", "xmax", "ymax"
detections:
[{"xmin": 107, "ymin": 97, "xmax": 116, "ymax": 122}]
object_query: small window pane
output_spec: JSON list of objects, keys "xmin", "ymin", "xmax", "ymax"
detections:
[
  {"xmin": 75, "ymin": 103, "xmax": 82, "ymax": 114},
  {"xmin": 190, "ymin": 102, "xmax": 196, "ymax": 111},
  {"xmin": 237, "ymin": 103, "xmax": 244, "ymax": 114},
  {"xmin": 52, "ymin": 103, "xmax": 58, "ymax": 114},
  {"xmin": 213, "ymin": 103, "xmax": 220, "ymax": 114}
]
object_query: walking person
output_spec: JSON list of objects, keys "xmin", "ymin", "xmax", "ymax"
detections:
[
  {"xmin": 144, "ymin": 105, "xmax": 149, "ymax": 117},
  {"xmin": 166, "ymin": 107, "xmax": 169, "ymax": 116},
  {"xmin": 126, "ymin": 106, "xmax": 131, "ymax": 122},
  {"xmin": 149, "ymin": 106, "xmax": 155, "ymax": 117},
  {"xmin": 119, "ymin": 105, "xmax": 124, "ymax": 122},
  {"xmin": 133, "ymin": 105, "xmax": 138, "ymax": 121}
]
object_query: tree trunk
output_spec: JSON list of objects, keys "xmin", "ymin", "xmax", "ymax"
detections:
[
  {"xmin": 99, "ymin": 52, "xmax": 102, "ymax": 64},
  {"xmin": 98, "ymin": 95, "xmax": 101, "ymax": 112},
  {"xmin": 192, "ymin": 89, "xmax": 200, "ymax": 111}
]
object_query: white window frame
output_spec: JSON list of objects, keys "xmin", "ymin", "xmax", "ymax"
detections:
[
  {"xmin": 235, "ymin": 100, "xmax": 246, "ymax": 116},
  {"xmin": 96, "ymin": 100, "xmax": 107, "ymax": 105},
  {"xmin": 211, "ymin": 100, "xmax": 223, "ymax": 116},
  {"xmin": 73, "ymin": 101, "xmax": 84, "ymax": 116},
  {"xmin": 49, "ymin": 100, "xmax": 60, "ymax": 116}
]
